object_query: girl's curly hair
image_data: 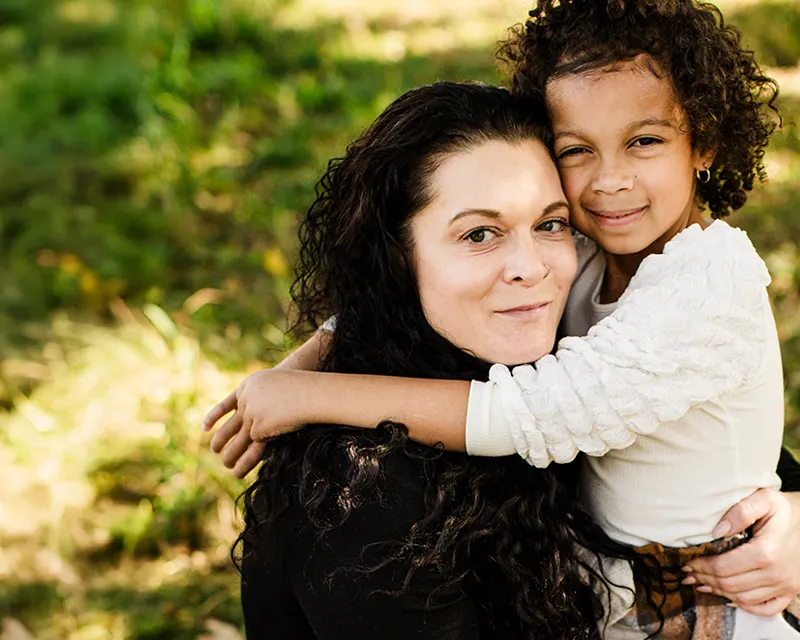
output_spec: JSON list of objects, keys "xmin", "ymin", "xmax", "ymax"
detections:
[
  {"xmin": 233, "ymin": 82, "xmax": 654, "ymax": 638},
  {"xmin": 498, "ymin": 0, "xmax": 780, "ymax": 218}
]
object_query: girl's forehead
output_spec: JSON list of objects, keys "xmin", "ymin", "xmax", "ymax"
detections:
[{"xmin": 544, "ymin": 61, "xmax": 685, "ymax": 133}]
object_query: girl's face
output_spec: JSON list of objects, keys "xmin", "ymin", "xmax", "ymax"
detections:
[
  {"xmin": 545, "ymin": 56, "xmax": 713, "ymax": 256},
  {"xmin": 409, "ymin": 139, "xmax": 577, "ymax": 366}
]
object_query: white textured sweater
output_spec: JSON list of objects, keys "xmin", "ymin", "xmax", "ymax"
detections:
[{"xmin": 466, "ymin": 221, "xmax": 784, "ymax": 547}]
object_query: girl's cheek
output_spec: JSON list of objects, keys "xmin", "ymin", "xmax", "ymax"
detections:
[{"xmin": 557, "ymin": 169, "xmax": 585, "ymax": 205}]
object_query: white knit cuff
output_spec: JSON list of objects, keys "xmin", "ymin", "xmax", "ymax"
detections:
[
  {"xmin": 465, "ymin": 380, "xmax": 517, "ymax": 457},
  {"xmin": 320, "ymin": 316, "xmax": 337, "ymax": 332}
]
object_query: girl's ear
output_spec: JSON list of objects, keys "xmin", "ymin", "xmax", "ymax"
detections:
[{"xmin": 694, "ymin": 147, "xmax": 716, "ymax": 172}]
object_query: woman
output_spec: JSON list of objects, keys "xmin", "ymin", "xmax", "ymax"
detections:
[{"xmin": 236, "ymin": 81, "xmax": 622, "ymax": 639}]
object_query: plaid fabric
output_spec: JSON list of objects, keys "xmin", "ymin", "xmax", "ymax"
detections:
[{"xmin": 606, "ymin": 532, "xmax": 800, "ymax": 639}]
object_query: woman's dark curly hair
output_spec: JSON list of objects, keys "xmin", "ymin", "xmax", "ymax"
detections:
[
  {"xmin": 498, "ymin": 0, "xmax": 780, "ymax": 218},
  {"xmin": 233, "ymin": 82, "xmax": 653, "ymax": 638}
]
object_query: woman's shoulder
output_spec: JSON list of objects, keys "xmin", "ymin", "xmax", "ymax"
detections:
[{"xmin": 292, "ymin": 428, "xmax": 439, "ymax": 524}]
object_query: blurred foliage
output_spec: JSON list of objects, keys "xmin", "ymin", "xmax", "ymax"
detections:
[
  {"xmin": 0, "ymin": 0, "xmax": 498, "ymax": 367},
  {"xmin": 731, "ymin": 0, "xmax": 800, "ymax": 67},
  {"xmin": 0, "ymin": 0, "xmax": 799, "ymax": 637}
]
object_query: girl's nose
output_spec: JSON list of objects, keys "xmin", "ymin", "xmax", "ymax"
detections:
[{"xmin": 591, "ymin": 169, "xmax": 635, "ymax": 195}]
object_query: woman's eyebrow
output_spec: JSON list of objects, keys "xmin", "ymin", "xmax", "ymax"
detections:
[
  {"xmin": 448, "ymin": 208, "xmax": 501, "ymax": 225},
  {"xmin": 542, "ymin": 200, "xmax": 570, "ymax": 217},
  {"xmin": 448, "ymin": 201, "xmax": 569, "ymax": 226}
]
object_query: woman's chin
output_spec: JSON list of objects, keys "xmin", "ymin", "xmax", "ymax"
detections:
[{"xmin": 483, "ymin": 344, "xmax": 554, "ymax": 367}]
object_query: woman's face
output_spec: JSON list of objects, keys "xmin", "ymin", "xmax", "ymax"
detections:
[{"xmin": 410, "ymin": 139, "xmax": 577, "ymax": 366}]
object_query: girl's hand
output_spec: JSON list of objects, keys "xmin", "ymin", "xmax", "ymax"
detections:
[
  {"xmin": 682, "ymin": 489, "xmax": 800, "ymax": 616},
  {"xmin": 203, "ymin": 386, "xmax": 267, "ymax": 479},
  {"xmin": 202, "ymin": 333, "xmax": 329, "ymax": 478},
  {"xmin": 205, "ymin": 368, "xmax": 315, "ymax": 441}
]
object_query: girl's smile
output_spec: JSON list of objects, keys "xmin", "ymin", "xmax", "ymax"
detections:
[
  {"xmin": 545, "ymin": 56, "xmax": 713, "ymax": 261},
  {"xmin": 585, "ymin": 205, "xmax": 648, "ymax": 227}
]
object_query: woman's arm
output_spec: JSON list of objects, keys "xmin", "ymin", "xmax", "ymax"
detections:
[
  {"xmin": 681, "ymin": 487, "xmax": 800, "ymax": 616},
  {"xmin": 680, "ymin": 452, "xmax": 800, "ymax": 615}
]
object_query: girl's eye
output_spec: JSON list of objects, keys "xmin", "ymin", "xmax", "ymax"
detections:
[
  {"xmin": 631, "ymin": 136, "xmax": 663, "ymax": 148},
  {"xmin": 464, "ymin": 228, "xmax": 495, "ymax": 244},
  {"xmin": 537, "ymin": 218, "xmax": 571, "ymax": 233},
  {"xmin": 557, "ymin": 147, "xmax": 587, "ymax": 159}
]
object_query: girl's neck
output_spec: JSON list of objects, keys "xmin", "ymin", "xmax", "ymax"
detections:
[{"xmin": 599, "ymin": 205, "xmax": 708, "ymax": 304}]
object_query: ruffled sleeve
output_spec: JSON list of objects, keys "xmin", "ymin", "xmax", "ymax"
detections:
[{"xmin": 466, "ymin": 222, "xmax": 772, "ymax": 467}]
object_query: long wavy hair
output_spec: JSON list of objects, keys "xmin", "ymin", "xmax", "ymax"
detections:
[
  {"xmin": 498, "ymin": 0, "xmax": 780, "ymax": 218},
  {"xmin": 235, "ymin": 82, "xmax": 646, "ymax": 638}
]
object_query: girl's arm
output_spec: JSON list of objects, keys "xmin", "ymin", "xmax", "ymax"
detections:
[
  {"xmin": 242, "ymin": 369, "xmax": 472, "ymax": 450},
  {"xmin": 248, "ymin": 223, "xmax": 773, "ymax": 467},
  {"xmin": 202, "ymin": 329, "xmax": 330, "ymax": 478},
  {"xmin": 275, "ymin": 328, "xmax": 329, "ymax": 372}
]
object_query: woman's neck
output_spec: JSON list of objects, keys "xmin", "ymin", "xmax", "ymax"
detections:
[{"xmin": 599, "ymin": 206, "xmax": 708, "ymax": 304}]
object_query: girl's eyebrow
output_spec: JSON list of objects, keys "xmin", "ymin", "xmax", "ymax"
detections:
[
  {"xmin": 626, "ymin": 118, "xmax": 675, "ymax": 132},
  {"xmin": 554, "ymin": 118, "xmax": 675, "ymax": 142}
]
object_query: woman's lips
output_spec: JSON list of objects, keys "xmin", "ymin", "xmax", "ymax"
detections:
[
  {"xmin": 496, "ymin": 302, "xmax": 551, "ymax": 319},
  {"xmin": 586, "ymin": 205, "xmax": 648, "ymax": 227}
]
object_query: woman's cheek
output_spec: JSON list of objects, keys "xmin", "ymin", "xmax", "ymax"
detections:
[{"xmin": 545, "ymin": 234, "xmax": 578, "ymax": 280}]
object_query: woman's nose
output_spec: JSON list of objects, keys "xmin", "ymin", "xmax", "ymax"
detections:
[{"xmin": 502, "ymin": 238, "xmax": 550, "ymax": 285}]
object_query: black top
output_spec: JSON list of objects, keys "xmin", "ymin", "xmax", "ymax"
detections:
[
  {"xmin": 241, "ymin": 447, "xmax": 800, "ymax": 639},
  {"xmin": 779, "ymin": 447, "xmax": 800, "ymax": 491},
  {"xmin": 241, "ymin": 450, "xmax": 483, "ymax": 640}
]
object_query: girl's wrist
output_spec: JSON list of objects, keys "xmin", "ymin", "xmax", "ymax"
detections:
[{"xmin": 297, "ymin": 370, "xmax": 357, "ymax": 427}]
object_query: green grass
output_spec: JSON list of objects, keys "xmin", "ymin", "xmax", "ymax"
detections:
[{"xmin": 0, "ymin": 0, "xmax": 799, "ymax": 636}]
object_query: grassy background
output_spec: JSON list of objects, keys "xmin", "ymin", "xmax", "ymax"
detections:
[{"xmin": 0, "ymin": 0, "xmax": 798, "ymax": 637}]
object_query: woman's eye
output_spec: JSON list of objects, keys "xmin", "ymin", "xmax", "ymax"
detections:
[
  {"xmin": 465, "ymin": 228, "xmax": 494, "ymax": 244},
  {"xmin": 631, "ymin": 136, "xmax": 662, "ymax": 148},
  {"xmin": 537, "ymin": 219, "xmax": 570, "ymax": 233}
]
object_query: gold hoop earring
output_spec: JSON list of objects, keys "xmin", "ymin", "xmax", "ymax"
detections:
[{"xmin": 696, "ymin": 168, "xmax": 711, "ymax": 184}]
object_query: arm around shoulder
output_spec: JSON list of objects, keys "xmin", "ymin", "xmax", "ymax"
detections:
[{"xmin": 471, "ymin": 222, "xmax": 774, "ymax": 466}]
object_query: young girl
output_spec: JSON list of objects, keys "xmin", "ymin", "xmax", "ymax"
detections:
[{"xmin": 205, "ymin": 1, "xmax": 800, "ymax": 637}]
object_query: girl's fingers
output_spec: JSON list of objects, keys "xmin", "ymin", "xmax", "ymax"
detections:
[
  {"xmin": 202, "ymin": 391, "xmax": 238, "ymax": 431},
  {"xmin": 232, "ymin": 441, "xmax": 267, "ymax": 479},
  {"xmin": 221, "ymin": 423, "xmax": 253, "ymax": 468},
  {"xmin": 210, "ymin": 411, "xmax": 244, "ymax": 454}
]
